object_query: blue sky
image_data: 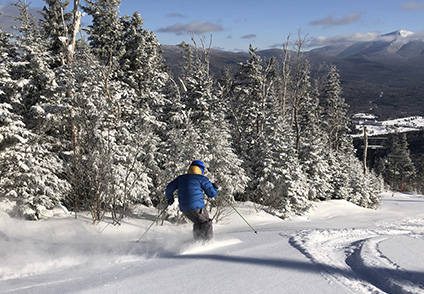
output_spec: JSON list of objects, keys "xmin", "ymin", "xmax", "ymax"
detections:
[{"xmin": 1, "ymin": 0, "xmax": 424, "ymax": 51}]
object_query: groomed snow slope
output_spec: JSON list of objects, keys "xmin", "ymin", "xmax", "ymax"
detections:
[{"xmin": 1, "ymin": 192, "xmax": 423, "ymax": 294}]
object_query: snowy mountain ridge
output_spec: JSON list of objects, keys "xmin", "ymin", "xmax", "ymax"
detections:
[
  {"xmin": 311, "ymin": 29, "xmax": 423, "ymax": 57},
  {"xmin": 382, "ymin": 29, "xmax": 415, "ymax": 40}
]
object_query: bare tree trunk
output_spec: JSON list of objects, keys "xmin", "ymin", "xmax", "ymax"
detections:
[
  {"xmin": 363, "ymin": 126, "xmax": 368, "ymax": 174},
  {"xmin": 70, "ymin": 108, "xmax": 80, "ymax": 219},
  {"xmin": 59, "ymin": 0, "xmax": 84, "ymax": 65},
  {"xmin": 294, "ymin": 106, "xmax": 301, "ymax": 154},
  {"xmin": 334, "ymin": 124, "xmax": 340, "ymax": 152},
  {"xmin": 60, "ymin": 1, "xmax": 83, "ymax": 219},
  {"xmin": 68, "ymin": 0, "xmax": 83, "ymax": 64},
  {"xmin": 281, "ymin": 35, "xmax": 291, "ymax": 117},
  {"xmin": 291, "ymin": 31, "xmax": 309, "ymax": 155}
]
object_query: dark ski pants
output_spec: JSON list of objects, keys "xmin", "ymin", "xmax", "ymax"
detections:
[{"xmin": 183, "ymin": 208, "xmax": 213, "ymax": 241}]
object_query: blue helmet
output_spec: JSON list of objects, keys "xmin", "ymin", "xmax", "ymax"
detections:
[{"xmin": 190, "ymin": 160, "xmax": 205, "ymax": 174}]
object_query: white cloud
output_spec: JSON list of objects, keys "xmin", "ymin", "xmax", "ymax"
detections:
[
  {"xmin": 306, "ymin": 30, "xmax": 422, "ymax": 48},
  {"xmin": 241, "ymin": 34, "xmax": 256, "ymax": 39},
  {"xmin": 166, "ymin": 13, "xmax": 187, "ymax": 18},
  {"xmin": 157, "ymin": 21, "xmax": 223, "ymax": 35},
  {"xmin": 309, "ymin": 11, "xmax": 363, "ymax": 27},
  {"xmin": 268, "ymin": 43, "xmax": 287, "ymax": 49},
  {"xmin": 401, "ymin": 1, "xmax": 424, "ymax": 10},
  {"xmin": 306, "ymin": 32, "xmax": 378, "ymax": 48}
]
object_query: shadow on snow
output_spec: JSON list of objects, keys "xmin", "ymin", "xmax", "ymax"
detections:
[{"xmin": 172, "ymin": 253, "xmax": 424, "ymax": 293}]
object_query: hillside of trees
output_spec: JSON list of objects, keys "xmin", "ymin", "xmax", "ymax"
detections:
[
  {"xmin": 0, "ymin": 0, "xmax": 392, "ymax": 222},
  {"xmin": 353, "ymin": 130, "xmax": 424, "ymax": 195},
  {"xmin": 161, "ymin": 43, "xmax": 424, "ymax": 121}
]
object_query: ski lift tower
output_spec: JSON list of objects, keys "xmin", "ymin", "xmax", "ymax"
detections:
[{"xmin": 361, "ymin": 126, "xmax": 387, "ymax": 173}]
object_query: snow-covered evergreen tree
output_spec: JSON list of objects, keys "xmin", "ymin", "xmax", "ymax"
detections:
[
  {"xmin": 328, "ymin": 139, "xmax": 356, "ymax": 200},
  {"xmin": 347, "ymin": 157, "xmax": 383, "ymax": 209},
  {"xmin": 0, "ymin": 102, "xmax": 70, "ymax": 219},
  {"xmin": 82, "ymin": 0, "xmax": 124, "ymax": 70},
  {"xmin": 119, "ymin": 12, "xmax": 168, "ymax": 103},
  {"xmin": 228, "ymin": 44, "xmax": 311, "ymax": 216},
  {"xmin": 0, "ymin": 1, "xmax": 72, "ymax": 219},
  {"xmin": 38, "ymin": 0, "xmax": 72, "ymax": 63},
  {"xmin": 383, "ymin": 133, "xmax": 415, "ymax": 190},
  {"xmin": 229, "ymin": 45, "xmax": 274, "ymax": 202},
  {"xmin": 51, "ymin": 43, "xmax": 162, "ymax": 221},
  {"xmin": 321, "ymin": 65, "xmax": 349, "ymax": 152},
  {"xmin": 258, "ymin": 122, "xmax": 310, "ymax": 218},
  {"xmin": 109, "ymin": 11, "xmax": 173, "ymax": 209},
  {"xmin": 8, "ymin": 0, "xmax": 58, "ymax": 116},
  {"xmin": 0, "ymin": 24, "xmax": 15, "ymax": 104},
  {"xmin": 171, "ymin": 39, "xmax": 248, "ymax": 204},
  {"xmin": 412, "ymin": 153, "xmax": 424, "ymax": 194},
  {"xmin": 326, "ymin": 135, "xmax": 382, "ymax": 208},
  {"xmin": 292, "ymin": 61, "xmax": 333, "ymax": 201}
]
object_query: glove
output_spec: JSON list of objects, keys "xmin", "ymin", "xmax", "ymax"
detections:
[
  {"xmin": 167, "ymin": 198, "xmax": 174, "ymax": 205},
  {"xmin": 212, "ymin": 183, "xmax": 218, "ymax": 190}
]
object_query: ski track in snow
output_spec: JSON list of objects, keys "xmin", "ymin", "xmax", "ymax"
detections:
[{"xmin": 288, "ymin": 218, "xmax": 424, "ymax": 294}]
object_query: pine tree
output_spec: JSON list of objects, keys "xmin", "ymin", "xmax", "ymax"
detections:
[
  {"xmin": 114, "ymin": 12, "xmax": 173, "ymax": 210},
  {"xmin": 207, "ymin": 81, "xmax": 249, "ymax": 209},
  {"xmin": 412, "ymin": 153, "xmax": 424, "ymax": 194},
  {"xmin": 82, "ymin": 0, "xmax": 124, "ymax": 69},
  {"xmin": 328, "ymin": 139, "xmax": 356, "ymax": 199},
  {"xmin": 0, "ymin": 103, "xmax": 70, "ymax": 219},
  {"xmin": 161, "ymin": 38, "xmax": 248, "ymax": 216},
  {"xmin": 258, "ymin": 122, "xmax": 310, "ymax": 217},
  {"xmin": 0, "ymin": 24, "xmax": 16, "ymax": 104},
  {"xmin": 185, "ymin": 39, "xmax": 247, "ymax": 191},
  {"xmin": 51, "ymin": 42, "xmax": 164, "ymax": 222},
  {"xmin": 321, "ymin": 65, "xmax": 349, "ymax": 152},
  {"xmin": 8, "ymin": 0, "xmax": 57, "ymax": 115},
  {"xmin": 228, "ymin": 44, "xmax": 311, "ymax": 216},
  {"xmin": 38, "ymin": 0, "xmax": 72, "ymax": 62},
  {"xmin": 119, "ymin": 12, "xmax": 168, "ymax": 102},
  {"xmin": 347, "ymin": 156, "xmax": 383, "ymax": 209},
  {"xmin": 0, "ymin": 0, "xmax": 72, "ymax": 219},
  {"xmin": 384, "ymin": 133, "xmax": 415, "ymax": 190},
  {"xmin": 229, "ymin": 45, "xmax": 275, "ymax": 202},
  {"xmin": 1, "ymin": 24, "xmax": 69, "ymax": 218},
  {"xmin": 292, "ymin": 62, "xmax": 333, "ymax": 201}
]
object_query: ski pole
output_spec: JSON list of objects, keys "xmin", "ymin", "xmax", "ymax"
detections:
[
  {"xmin": 222, "ymin": 195, "xmax": 258, "ymax": 234},
  {"xmin": 137, "ymin": 205, "xmax": 168, "ymax": 242}
]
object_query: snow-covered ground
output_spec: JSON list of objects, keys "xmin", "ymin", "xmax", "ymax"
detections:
[
  {"xmin": 352, "ymin": 115, "xmax": 424, "ymax": 137},
  {"xmin": 1, "ymin": 192, "xmax": 424, "ymax": 294}
]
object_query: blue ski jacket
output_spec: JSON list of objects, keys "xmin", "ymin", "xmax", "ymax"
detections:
[{"xmin": 166, "ymin": 174, "xmax": 218, "ymax": 212}]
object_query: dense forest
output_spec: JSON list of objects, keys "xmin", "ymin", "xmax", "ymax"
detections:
[{"xmin": 4, "ymin": 0, "xmax": 420, "ymax": 223}]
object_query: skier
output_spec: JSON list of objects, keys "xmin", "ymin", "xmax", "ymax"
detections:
[{"xmin": 166, "ymin": 160, "xmax": 218, "ymax": 241}]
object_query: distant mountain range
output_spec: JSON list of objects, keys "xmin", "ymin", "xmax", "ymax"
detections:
[{"xmin": 161, "ymin": 30, "xmax": 424, "ymax": 120}]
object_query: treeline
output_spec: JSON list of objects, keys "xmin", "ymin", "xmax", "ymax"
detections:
[
  {"xmin": 0, "ymin": 0, "xmax": 383, "ymax": 221},
  {"xmin": 355, "ymin": 130, "xmax": 424, "ymax": 194}
]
